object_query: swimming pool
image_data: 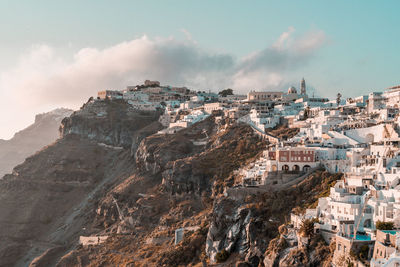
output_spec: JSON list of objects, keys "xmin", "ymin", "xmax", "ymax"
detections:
[
  {"xmin": 349, "ymin": 234, "xmax": 371, "ymax": 241},
  {"xmin": 382, "ymin": 230, "xmax": 398, "ymax": 235}
]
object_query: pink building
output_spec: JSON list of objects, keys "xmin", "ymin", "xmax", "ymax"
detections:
[{"xmin": 267, "ymin": 147, "xmax": 317, "ymax": 172}]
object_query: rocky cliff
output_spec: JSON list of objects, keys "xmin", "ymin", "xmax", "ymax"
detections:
[
  {"xmin": 60, "ymin": 99, "xmax": 161, "ymax": 148},
  {"xmin": 0, "ymin": 108, "xmax": 73, "ymax": 178},
  {"xmin": 0, "ymin": 99, "xmax": 161, "ymax": 266}
]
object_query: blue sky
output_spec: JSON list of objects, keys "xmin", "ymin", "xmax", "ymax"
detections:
[{"xmin": 0, "ymin": 1, "xmax": 399, "ymax": 139}]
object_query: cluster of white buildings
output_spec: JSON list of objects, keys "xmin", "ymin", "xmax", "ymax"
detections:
[
  {"xmin": 98, "ymin": 78, "xmax": 332, "ymax": 134},
  {"xmin": 276, "ymin": 85, "xmax": 400, "ymax": 266}
]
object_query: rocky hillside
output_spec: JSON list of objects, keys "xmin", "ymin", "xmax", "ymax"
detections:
[
  {"xmin": 0, "ymin": 108, "xmax": 73, "ymax": 178},
  {"xmin": 0, "ymin": 99, "xmax": 162, "ymax": 267},
  {"xmin": 0, "ymin": 98, "xmax": 338, "ymax": 267},
  {"xmin": 52, "ymin": 116, "xmax": 268, "ymax": 267}
]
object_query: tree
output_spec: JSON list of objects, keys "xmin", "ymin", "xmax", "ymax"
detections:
[
  {"xmin": 336, "ymin": 93, "xmax": 342, "ymax": 106},
  {"xmin": 218, "ymin": 88, "xmax": 234, "ymax": 97},
  {"xmin": 299, "ymin": 218, "xmax": 315, "ymax": 237},
  {"xmin": 303, "ymin": 106, "xmax": 311, "ymax": 120}
]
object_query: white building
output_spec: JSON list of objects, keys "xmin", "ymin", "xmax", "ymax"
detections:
[{"xmin": 249, "ymin": 109, "xmax": 280, "ymax": 131}]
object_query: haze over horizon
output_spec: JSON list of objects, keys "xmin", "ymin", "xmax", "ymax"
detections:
[{"xmin": 0, "ymin": 0, "xmax": 399, "ymax": 139}]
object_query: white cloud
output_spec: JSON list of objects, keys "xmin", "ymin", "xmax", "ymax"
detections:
[
  {"xmin": 272, "ymin": 26, "xmax": 295, "ymax": 50},
  {"xmin": 233, "ymin": 28, "xmax": 327, "ymax": 90},
  {"xmin": 181, "ymin": 28, "xmax": 197, "ymax": 44},
  {"xmin": 0, "ymin": 27, "xmax": 327, "ymax": 139}
]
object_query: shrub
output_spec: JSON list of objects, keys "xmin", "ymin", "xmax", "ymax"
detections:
[
  {"xmin": 278, "ymin": 224, "xmax": 288, "ymax": 235},
  {"xmin": 216, "ymin": 249, "xmax": 229, "ymax": 263},
  {"xmin": 265, "ymin": 237, "xmax": 288, "ymax": 255},
  {"xmin": 376, "ymin": 221, "xmax": 394, "ymax": 230},
  {"xmin": 359, "ymin": 245, "xmax": 369, "ymax": 260},
  {"xmin": 300, "ymin": 219, "xmax": 315, "ymax": 237},
  {"xmin": 329, "ymin": 241, "xmax": 336, "ymax": 254}
]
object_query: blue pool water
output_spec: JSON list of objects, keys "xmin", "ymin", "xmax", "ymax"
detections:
[
  {"xmin": 349, "ymin": 234, "xmax": 371, "ymax": 241},
  {"xmin": 382, "ymin": 230, "xmax": 398, "ymax": 235}
]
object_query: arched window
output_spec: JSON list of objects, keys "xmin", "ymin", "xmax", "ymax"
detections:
[{"xmin": 303, "ymin": 165, "xmax": 311, "ymax": 172}]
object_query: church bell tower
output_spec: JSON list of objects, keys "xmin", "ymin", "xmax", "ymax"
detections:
[{"xmin": 300, "ymin": 78, "xmax": 306, "ymax": 95}]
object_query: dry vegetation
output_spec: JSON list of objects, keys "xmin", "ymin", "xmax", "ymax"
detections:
[{"xmin": 266, "ymin": 125, "xmax": 300, "ymax": 140}]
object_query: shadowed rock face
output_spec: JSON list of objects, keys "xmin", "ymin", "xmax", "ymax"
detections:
[
  {"xmin": 0, "ymin": 108, "xmax": 73, "ymax": 178},
  {"xmin": 0, "ymin": 135, "xmax": 131, "ymax": 266},
  {"xmin": 60, "ymin": 99, "xmax": 162, "ymax": 148},
  {"xmin": 0, "ymin": 99, "xmax": 162, "ymax": 267},
  {"xmin": 50, "ymin": 119, "xmax": 271, "ymax": 266}
]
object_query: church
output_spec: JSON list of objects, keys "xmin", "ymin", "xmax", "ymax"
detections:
[{"xmin": 282, "ymin": 78, "xmax": 308, "ymax": 101}]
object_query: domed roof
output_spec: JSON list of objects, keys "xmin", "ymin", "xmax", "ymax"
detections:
[{"xmin": 288, "ymin": 86, "xmax": 297, "ymax": 94}]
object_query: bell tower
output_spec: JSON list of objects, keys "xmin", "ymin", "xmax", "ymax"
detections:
[{"xmin": 300, "ymin": 78, "xmax": 306, "ymax": 95}]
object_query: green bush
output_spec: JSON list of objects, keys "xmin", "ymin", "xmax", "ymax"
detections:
[{"xmin": 216, "ymin": 249, "xmax": 229, "ymax": 263}]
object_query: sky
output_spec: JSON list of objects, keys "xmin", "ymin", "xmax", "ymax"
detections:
[{"xmin": 0, "ymin": 0, "xmax": 399, "ymax": 139}]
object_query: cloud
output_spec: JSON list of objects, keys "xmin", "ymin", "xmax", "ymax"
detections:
[
  {"xmin": 272, "ymin": 26, "xmax": 295, "ymax": 50},
  {"xmin": 0, "ymin": 27, "xmax": 327, "ymax": 139},
  {"xmin": 181, "ymin": 28, "xmax": 197, "ymax": 44},
  {"xmin": 233, "ymin": 28, "xmax": 327, "ymax": 89}
]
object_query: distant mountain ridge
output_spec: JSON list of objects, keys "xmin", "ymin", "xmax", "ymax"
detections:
[{"xmin": 0, "ymin": 108, "xmax": 73, "ymax": 178}]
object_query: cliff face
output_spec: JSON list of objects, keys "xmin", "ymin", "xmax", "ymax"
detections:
[
  {"xmin": 0, "ymin": 135, "xmax": 132, "ymax": 266},
  {"xmin": 263, "ymin": 227, "xmax": 332, "ymax": 267},
  {"xmin": 205, "ymin": 170, "xmax": 341, "ymax": 266},
  {"xmin": 0, "ymin": 108, "xmax": 73, "ymax": 178},
  {"xmin": 60, "ymin": 99, "xmax": 162, "ymax": 148},
  {"xmin": 0, "ymin": 99, "xmax": 161, "ymax": 267},
  {"xmin": 49, "ymin": 115, "xmax": 269, "ymax": 266},
  {"xmin": 136, "ymin": 118, "xmax": 265, "ymax": 194}
]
